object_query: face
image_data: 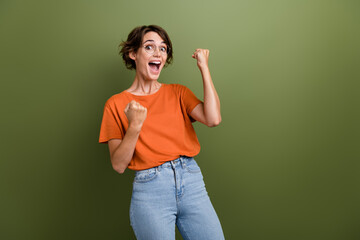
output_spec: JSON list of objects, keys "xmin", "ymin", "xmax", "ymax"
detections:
[{"xmin": 129, "ymin": 31, "xmax": 168, "ymax": 81}]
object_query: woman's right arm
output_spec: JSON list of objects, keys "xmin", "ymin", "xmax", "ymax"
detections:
[{"xmin": 108, "ymin": 100, "xmax": 147, "ymax": 174}]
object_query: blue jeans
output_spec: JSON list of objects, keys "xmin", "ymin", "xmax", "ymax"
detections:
[{"xmin": 130, "ymin": 156, "xmax": 225, "ymax": 240}]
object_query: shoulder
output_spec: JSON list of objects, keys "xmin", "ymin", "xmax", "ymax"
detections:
[
  {"xmin": 165, "ymin": 83, "xmax": 191, "ymax": 94},
  {"xmin": 162, "ymin": 84, "xmax": 192, "ymax": 99},
  {"xmin": 104, "ymin": 90, "xmax": 129, "ymax": 108}
]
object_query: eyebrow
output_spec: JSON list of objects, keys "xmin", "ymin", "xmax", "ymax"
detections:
[{"xmin": 143, "ymin": 39, "xmax": 166, "ymax": 44}]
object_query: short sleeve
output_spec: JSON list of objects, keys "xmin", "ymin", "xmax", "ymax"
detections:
[
  {"xmin": 180, "ymin": 85, "xmax": 203, "ymax": 118},
  {"xmin": 98, "ymin": 102, "xmax": 124, "ymax": 144}
]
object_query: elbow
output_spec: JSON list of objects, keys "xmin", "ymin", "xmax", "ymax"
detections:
[
  {"xmin": 112, "ymin": 163, "xmax": 126, "ymax": 174},
  {"xmin": 110, "ymin": 154, "xmax": 127, "ymax": 174},
  {"xmin": 206, "ymin": 117, "xmax": 222, "ymax": 127},
  {"xmin": 113, "ymin": 166, "xmax": 126, "ymax": 174}
]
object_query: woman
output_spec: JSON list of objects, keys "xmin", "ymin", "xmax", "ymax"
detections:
[{"xmin": 99, "ymin": 25, "xmax": 224, "ymax": 240}]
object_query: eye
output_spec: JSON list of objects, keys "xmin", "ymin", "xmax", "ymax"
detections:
[
  {"xmin": 144, "ymin": 44, "xmax": 154, "ymax": 50},
  {"xmin": 160, "ymin": 46, "xmax": 167, "ymax": 53}
]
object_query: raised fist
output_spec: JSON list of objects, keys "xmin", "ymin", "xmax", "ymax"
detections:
[
  {"xmin": 124, "ymin": 100, "xmax": 147, "ymax": 130},
  {"xmin": 192, "ymin": 48, "xmax": 210, "ymax": 69}
]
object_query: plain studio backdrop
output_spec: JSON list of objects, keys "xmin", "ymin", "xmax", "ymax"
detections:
[{"xmin": 0, "ymin": 0, "xmax": 359, "ymax": 239}]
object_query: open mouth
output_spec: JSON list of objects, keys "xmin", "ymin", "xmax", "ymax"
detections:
[{"xmin": 148, "ymin": 61, "xmax": 161, "ymax": 72}]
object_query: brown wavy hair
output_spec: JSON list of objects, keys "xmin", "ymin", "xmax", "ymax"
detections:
[{"xmin": 119, "ymin": 25, "xmax": 173, "ymax": 70}]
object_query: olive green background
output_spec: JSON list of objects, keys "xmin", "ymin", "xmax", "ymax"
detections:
[{"xmin": 1, "ymin": 0, "xmax": 359, "ymax": 239}]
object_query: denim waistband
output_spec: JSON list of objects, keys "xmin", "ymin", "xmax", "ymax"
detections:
[
  {"xmin": 155, "ymin": 155, "xmax": 194, "ymax": 170},
  {"xmin": 134, "ymin": 156, "xmax": 194, "ymax": 173}
]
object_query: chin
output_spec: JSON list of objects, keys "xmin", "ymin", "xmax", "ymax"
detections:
[{"xmin": 147, "ymin": 72, "xmax": 161, "ymax": 81}]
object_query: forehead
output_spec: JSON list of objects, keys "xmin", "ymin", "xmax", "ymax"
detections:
[{"xmin": 143, "ymin": 31, "xmax": 165, "ymax": 43}]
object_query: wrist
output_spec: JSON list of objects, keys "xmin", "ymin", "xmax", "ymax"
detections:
[
  {"xmin": 198, "ymin": 64, "xmax": 209, "ymax": 73},
  {"xmin": 128, "ymin": 123, "xmax": 142, "ymax": 134}
]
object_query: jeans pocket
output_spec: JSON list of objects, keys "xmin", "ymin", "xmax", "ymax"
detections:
[
  {"xmin": 185, "ymin": 158, "xmax": 201, "ymax": 173},
  {"xmin": 134, "ymin": 168, "xmax": 158, "ymax": 183}
]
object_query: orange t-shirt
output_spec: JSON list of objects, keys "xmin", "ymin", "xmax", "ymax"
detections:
[{"xmin": 98, "ymin": 83, "xmax": 202, "ymax": 170}]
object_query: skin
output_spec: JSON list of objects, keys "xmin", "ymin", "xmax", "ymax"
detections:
[{"xmin": 108, "ymin": 31, "xmax": 221, "ymax": 174}]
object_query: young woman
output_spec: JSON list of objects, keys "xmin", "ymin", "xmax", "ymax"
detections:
[{"xmin": 99, "ymin": 25, "xmax": 224, "ymax": 240}]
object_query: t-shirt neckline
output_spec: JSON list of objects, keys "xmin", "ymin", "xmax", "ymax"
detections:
[{"xmin": 124, "ymin": 83, "xmax": 164, "ymax": 97}]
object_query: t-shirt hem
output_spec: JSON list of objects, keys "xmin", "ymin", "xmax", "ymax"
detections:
[
  {"xmin": 127, "ymin": 151, "xmax": 200, "ymax": 171},
  {"xmin": 99, "ymin": 136, "xmax": 123, "ymax": 144},
  {"xmin": 188, "ymin": 100, "xmax": 202, "ymax": 113}
]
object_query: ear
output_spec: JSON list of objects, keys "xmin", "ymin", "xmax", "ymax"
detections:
[{"xmin": 129, "ymin": 51, "xmax": 136, "ymax": 61}]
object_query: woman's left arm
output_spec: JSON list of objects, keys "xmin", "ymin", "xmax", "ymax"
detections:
[{"xmin": 190, "ymin": 49, "xmax": 222, "ymax": 127}]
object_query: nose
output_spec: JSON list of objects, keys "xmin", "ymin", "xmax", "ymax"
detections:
[{"xmin": 153, "ymin": 47, "xmax": 161, "ymax": 56}]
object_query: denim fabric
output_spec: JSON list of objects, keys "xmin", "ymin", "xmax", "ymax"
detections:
[{"xmin": 130, "ymin": 156, "xmax": 225, "ymax": 240}]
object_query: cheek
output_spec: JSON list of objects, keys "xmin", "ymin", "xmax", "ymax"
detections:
[{"xmin": 137, "ymin": 56, "xmax": 149, "ymax": 68}]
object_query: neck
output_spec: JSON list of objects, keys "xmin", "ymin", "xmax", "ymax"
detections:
[{"xmin": 128, "ymin": 76, "xmax": 162, "ymax": 95}]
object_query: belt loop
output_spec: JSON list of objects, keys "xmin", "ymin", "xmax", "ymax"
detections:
[
  {"xmin": 180, "ymin": 157, "xmax": 186, "ymax": 168},
  {"xmin": 170, "ymin": 160, "xmax": 175, "ymax": 169}
]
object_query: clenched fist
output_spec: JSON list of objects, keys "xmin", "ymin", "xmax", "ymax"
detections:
[
  {"xmin": 124, "ymin": 100, "xmax": 147, "ymax": 130},
  {"xmin": 192, "ymin": 48, "xmax": 209, "ymax": 69}
]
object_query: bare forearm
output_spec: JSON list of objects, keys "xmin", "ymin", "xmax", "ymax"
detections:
[
  {"xmin": 111, "ymin": 126, "xmax": 140, "ymax": 173},
  {"xmin": 199, "ymin": 66, "xmax": 221, "ymax": 126}
]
